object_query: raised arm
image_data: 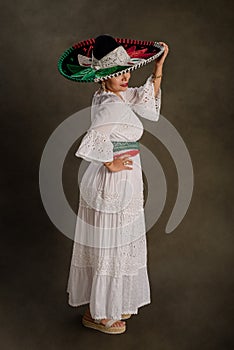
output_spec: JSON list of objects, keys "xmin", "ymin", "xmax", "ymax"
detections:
[
  {"xmin": 152, "ymin": 41, "xmax": 169, "ymax": 96},
  {"xmin": 122, "ymin": 41, "xmax": 169, "ymax": 121}
]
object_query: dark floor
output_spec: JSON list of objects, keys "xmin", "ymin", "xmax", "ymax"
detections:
[{"xmin": 1, "ymin": 1, "xmax": 234, "ymax": 349}]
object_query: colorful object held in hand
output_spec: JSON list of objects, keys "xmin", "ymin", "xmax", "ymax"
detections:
[{"xmin": 58, "ymin": 35, "xmax": 165, "ymax": 83}]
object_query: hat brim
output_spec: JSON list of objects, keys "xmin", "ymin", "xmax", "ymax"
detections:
[{"xmin": 58, "ymin": 37, "xmax": 165, "ymax": 83}]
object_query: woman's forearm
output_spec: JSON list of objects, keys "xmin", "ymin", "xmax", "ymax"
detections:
[{"xmin": 152, "ymin": 65, "xmax": 163, "ymax": 96}]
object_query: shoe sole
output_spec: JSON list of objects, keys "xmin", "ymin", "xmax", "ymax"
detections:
[{"xmin": 82, "ymin": 315, "xmax": 126, "ymax": 335}]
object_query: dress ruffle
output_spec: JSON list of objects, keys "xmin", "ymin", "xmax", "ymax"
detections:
[
  {"xmin": 75, "ymin": 129, "xmax": 114, "ymax": 164},
  {"xmin": 67, "ymin": 265, "xmax": 151, "ymax": 320}
]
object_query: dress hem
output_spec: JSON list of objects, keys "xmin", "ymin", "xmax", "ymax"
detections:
[{"xmin": 67, "ymin": 293, "xmax": 151, "ymax": 318}]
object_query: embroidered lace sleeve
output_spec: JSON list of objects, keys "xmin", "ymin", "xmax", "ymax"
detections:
[
  {"xmin": 75, "ymin": 96, "xmax": 126, "ymax": 164},
  {"xmin": 123, "ymin": 74, "xmax": 161, "ymax": 121},
  {"xmin": 75, "ymin": 126, "xmax": 114, "ymax": 164}
]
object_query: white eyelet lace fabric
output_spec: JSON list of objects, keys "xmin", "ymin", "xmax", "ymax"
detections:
[
  {"xmin": 91, "ymin": 46, "xmax": 131, "ymax": 69},
  {"xmin": 78, "ymin": 46, "xmax": 133, "ymax": 70},
  {"xmin": 71, "ymin": 234, "xmax": 147, "ymax": 277},
  {"xmin": 123, "ymin": 74, "xmax": 161, "ymax": 121},
  {"xmin": 75, "ymin": 129, "xmax": 114, "ymax": 163},
  {"xmin": 67, "ymin": 74, "xmax": 161, "ymax": 319}
]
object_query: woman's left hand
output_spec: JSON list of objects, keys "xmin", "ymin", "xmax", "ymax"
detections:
[{"xmin": 155, "ymin": 42, "xmax": 169, "ymax": 67}]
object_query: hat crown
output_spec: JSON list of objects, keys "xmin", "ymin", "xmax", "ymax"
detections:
[{"xmin": 93, "ymin": 35, "xmax": 120, "ymax": 60}]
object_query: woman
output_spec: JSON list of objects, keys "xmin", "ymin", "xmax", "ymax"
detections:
[{"xmin": 58, "ymin": 34, "xmax": 169, "ymax": 334}]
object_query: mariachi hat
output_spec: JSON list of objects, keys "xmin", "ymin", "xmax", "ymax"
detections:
[{"xmin": 58, "ymin": 34, "xmax": 165, "ymax": 83}]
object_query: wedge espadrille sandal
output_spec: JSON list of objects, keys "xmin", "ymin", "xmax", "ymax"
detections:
[{"xmin": 82, "ymin": 313, "xmax": 126, "ymax": 334}]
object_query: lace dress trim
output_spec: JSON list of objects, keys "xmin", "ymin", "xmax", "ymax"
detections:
[
  {"xmin": 123, "ymin": 74, "xmax": 161, "ymax": 121},
  {"xmin": 75, "ymin": 129, "xmax": 114, "ymax": 163},
  {"xmin": 71, "ymin": 234, "xmax": 147, "ymax": 277}
]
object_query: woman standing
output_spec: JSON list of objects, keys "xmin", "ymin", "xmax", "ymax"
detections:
[{"xmin": 58, "ymin": 34, "xmax": 169, "ymax": 334}]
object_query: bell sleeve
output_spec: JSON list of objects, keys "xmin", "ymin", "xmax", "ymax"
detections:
[
  {"xmin": 75, "ymin": 97, "xmax": 126, "ymax": 164},
  {"xmin": 124, "ymin": 74, "xmax": 161, "ymax": 121},
  {"xmin": 75, "ymin": 125, "xmax": 114, "ymax": 164}
]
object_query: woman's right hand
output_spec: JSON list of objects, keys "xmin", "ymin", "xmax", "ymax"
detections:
[
  {"xmin": 104, "ymin": 155, "xmax": 133, "ymax": 172},
  {"xmin": 155, "ymin": 42, "xmax": 169, "ymax": 67}
]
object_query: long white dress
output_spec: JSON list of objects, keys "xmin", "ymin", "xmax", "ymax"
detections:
[{"xmin": 67, "ymin": 73, "xmax": 161, "ymax": 320}]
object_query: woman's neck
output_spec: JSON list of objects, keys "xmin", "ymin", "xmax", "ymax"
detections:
[
  {"xmin": 105, "ymin": 88, "xmax": 124, "ymax": 101},
  {"xmin": 107, "ymin": 88, "xmax": 124, "ymax": 100},
  {"xmin": 114, "ymin": 91, "xmax": 124, "ymax": 102}
]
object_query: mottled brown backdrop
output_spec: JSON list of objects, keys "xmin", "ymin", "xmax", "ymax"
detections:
[{"xmin": 1, "ymin": 1, "xmax": 233, "ymax": 349}]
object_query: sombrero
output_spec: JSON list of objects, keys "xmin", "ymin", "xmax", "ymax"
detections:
[{"xmin": 58, "ymin": 34, "xmax": 165, "ymax": 83}]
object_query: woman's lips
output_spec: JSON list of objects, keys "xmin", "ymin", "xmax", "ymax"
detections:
[{"xmin": 120, "ymin": 83, "xmax": 128, "ymax": 87}]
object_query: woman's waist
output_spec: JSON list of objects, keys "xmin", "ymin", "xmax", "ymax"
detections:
[{"xmin": 111, "ymin": 141, "xmax": 140, "ymax": 159}]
